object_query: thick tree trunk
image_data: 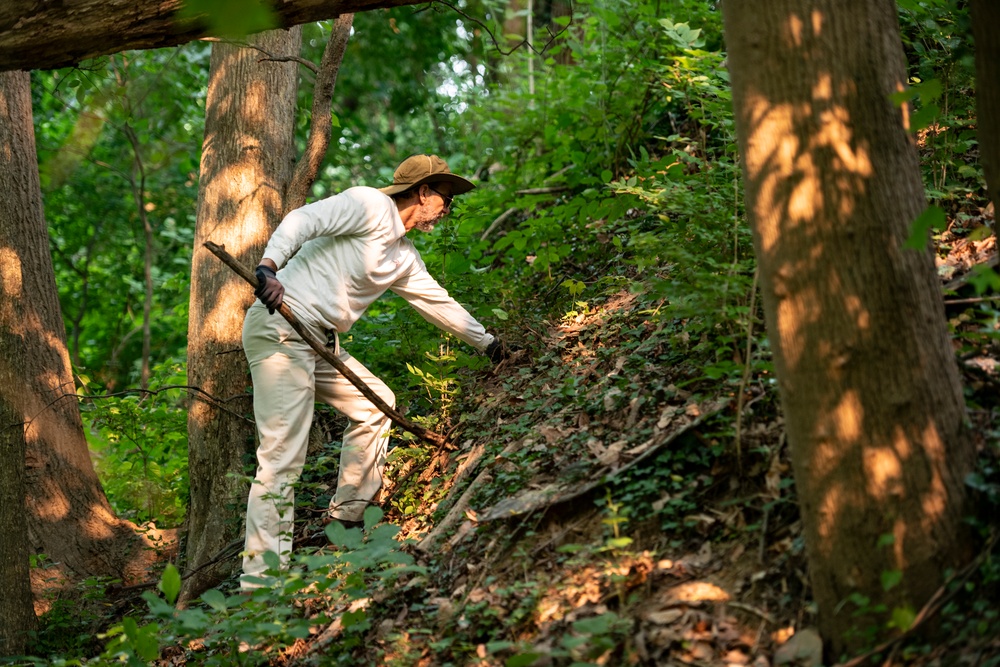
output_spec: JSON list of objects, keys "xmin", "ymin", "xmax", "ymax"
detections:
[
  {"xmin": 0, "ymin": 71, "xmax": 147, "ymax": 613},
  {"xmin": 181, "ymin": 28, "xmax": 301, "ymax": 602},
  {"xmin": 723, "ymin": 0, "xmax": 974, "ymax": 657},
  {"xmin": 0, "ymin": 79, "xmax": 38, "ymax": 651},
  {"xmin": 970, "ymin": 0, "xmax": 1000, "ymax": 226},
  {"xmin": 0, "ymin": 0, "xmax": 420, "ymax": 73}
]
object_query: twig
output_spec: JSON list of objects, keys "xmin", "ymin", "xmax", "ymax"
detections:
[
  {"xmin": 734, "ymin": 269, "xmax": 760, "ymax": 475},
  {"xmin": 480, "ymin": 207, "xmax": 518, "ymax": 242},
  {"xmin": 432, "ymin": 0, "xmax": 573, "ymax": 58},
  {"xmin": 198, "ymin": 37, "xmax": 320, "ymax": 73},
  {"xmin": 944, "ymin": 295, "xmax": 1000, "ymax": 305},
  {"xmin": 204, "ymin": 241, "xmax": 448, "ymax": 447},
  {"xmin": 515, "ymin": 186, "xmax": 570, "ymax": 195},
  {"xmin": 726, "ymin": 601, "xmax": 776, "ymax": 625}
]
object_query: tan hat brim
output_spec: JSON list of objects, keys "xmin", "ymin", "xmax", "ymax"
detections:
[{"xmin": 380, "ymin": 173, "xmax": 476, "ymax": 196}]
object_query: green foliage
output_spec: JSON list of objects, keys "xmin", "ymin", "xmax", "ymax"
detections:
[
  {"xmin": 101, "ymin": 508, "xmax": 421, "ymax": 665},
  {"xmin": 83, "ymin": 361, "xmax": 189, "ymax": 527}
]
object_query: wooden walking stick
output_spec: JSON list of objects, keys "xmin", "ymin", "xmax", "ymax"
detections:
[{"xmin": 204, "ymin": 241, "xmax": 448, "ymax": 447}]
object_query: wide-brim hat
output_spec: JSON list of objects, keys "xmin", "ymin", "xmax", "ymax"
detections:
[{"xmin": 379, "ymin": 154, "xmax": 476, "ymax": 197}]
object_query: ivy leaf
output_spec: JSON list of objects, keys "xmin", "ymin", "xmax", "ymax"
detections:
[{"xmin": 881, "ymin": 569, "xmax": 903, "ymax": 592}]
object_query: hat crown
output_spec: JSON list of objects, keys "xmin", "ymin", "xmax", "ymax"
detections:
[
  {"xmin": 380, "ymin": 153, "xmax": 476, "ymax": 197},
  {"xmin": 393, "ymin": 154, "xmax": 451, "ymax": 186}
]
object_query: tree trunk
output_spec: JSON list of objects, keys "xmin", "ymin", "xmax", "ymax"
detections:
[
  {"xmin": 970, "ymin": 0, "xmax": 1000, "ymax": 227},
  {"xmin": 0, "ymin": 71, "xmax": 147, "ymax": 613},
  {"xmin": 0, "ymin": 80, "xmax": 38, "ymax": 653},
  {"xmin": 0, "ymin": 0, "xmax": 420, "ymax": 73},
  {"xmin": 723, "ymin": 0, "xmax": 974, "ymax": 657},
  {"xmin": 181, "ymin": 28, "xmax": 301, "ymax": 602}
]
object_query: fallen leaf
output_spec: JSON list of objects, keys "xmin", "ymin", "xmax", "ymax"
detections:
[
  {"xmin": 645, "ymin": 609, "xmax": 684, "ymax": 624},
  {"xmin": 774, "ymin": 628, "xmax": 823, "ymax": 667}
]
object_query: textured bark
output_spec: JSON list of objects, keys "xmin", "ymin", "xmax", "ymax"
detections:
[
  {"xmin": 0, "ymin": 71, "xmax": 147, "ymax": 615},
  {"xmin": 181, "ymin": 28, "xmax": 301, "ymax": 602},
  {"xmin": 0, "ymin": 75, "xmax": 37, "ymax": 646},
  {"xmin": 723, "ymin": 0, "xmax": 974, "ymax": 656},
  {"xmin": 0, "ymin": 0, "xmax": 421, "ymax": 73},
  {"xmin": 971, "ymin": 0, "xmax": 1000, "ymax": 226}
]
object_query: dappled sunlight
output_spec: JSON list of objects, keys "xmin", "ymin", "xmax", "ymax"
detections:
[
  {"xmin": 815, "ymin": 481, "xmax": 842, "ymax": 544},
  {"xmin": 0, "ymin": 245, "xmax": 23, "ymax": 297},
  {"xmin": 775, "ymin": 284, "xmax": 819, "ymax": 368},
  {"xmin": 918, "ymin": 421, "xmax": 949, "ymax": 530},
  {"xmin": 202, "ymin": 279, "xmax": 248, "ymax": 342},
  {"xmin": 863, "ymin": 447, "xmax": 904, "ymax": 501}
]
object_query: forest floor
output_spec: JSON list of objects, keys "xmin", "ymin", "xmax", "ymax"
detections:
[
  {"xmin": 38, "ymin": 213, "xmax": 999, "ymax": 666},
  {"xmin": 200, "ymin": 215, "xmax": 1000, "ymax": 667}
]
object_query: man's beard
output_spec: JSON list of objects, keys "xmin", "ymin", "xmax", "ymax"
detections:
[{"xmin": 415, "ymin": 218, "xmax": 438, "ymax": 232}]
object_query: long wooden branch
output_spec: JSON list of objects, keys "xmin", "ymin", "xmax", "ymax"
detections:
[
  {"xmin": 204, "ymin": 241, "xmax": 447, "ymax": 447},
  {"xmin": 0, "ymin": 0, "xmax": 423, "ymax": 72}
]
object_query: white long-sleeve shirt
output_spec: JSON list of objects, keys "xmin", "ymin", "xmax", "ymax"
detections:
[{"xmin": 261, "ymin": 186, "xmax": 494, "ymax": 351}]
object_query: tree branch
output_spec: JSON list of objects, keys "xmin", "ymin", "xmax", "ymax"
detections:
[{"xmin": 285, "ymin": 13, "xmax": 354, "ymax": 213}]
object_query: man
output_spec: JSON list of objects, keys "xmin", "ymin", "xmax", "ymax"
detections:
[{"xmin": 240, "ymin": 154, "xmax": 510, "ymax": 589}]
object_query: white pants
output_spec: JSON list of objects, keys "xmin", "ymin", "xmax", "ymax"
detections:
[{"xmin": 240, "ymin": 304, "xmax": 394, "ymax": 586}]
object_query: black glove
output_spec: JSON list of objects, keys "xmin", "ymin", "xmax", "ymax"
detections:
[
  {"xmin": 486, "ymin": 338, "xmax": 522, "ymax": 363},
  {"xmin": 254, "ymin": 265, "xmax": 284, "ymax": 314}
]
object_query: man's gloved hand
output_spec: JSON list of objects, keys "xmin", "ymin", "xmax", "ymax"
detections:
[
  {"xmin": 486, "ymin": 338, "xmax": 522, "ymax": 363},
  {"xmin": 254, "ymin": 265, "xmax": 284, "ymax": 314}
]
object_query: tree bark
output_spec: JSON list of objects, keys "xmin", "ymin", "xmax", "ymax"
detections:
[
  {"xmin": 0, "ymin": 80, "xmax": 37, "ymax": 651},
  {"xmin": 181, "ymin": 28, "xmax": 301, "ymax": 603},
  {"xmin": 723, "ymin": 0, "xmax": 974, "ymax": 657},
  {"xmin": 0, "ymin": 71, "xmax": 147, "ymax": 615},
  {"xmin": 0, "ymin": 0, "xmax": 421, "ymax": 73},
  {"xmin": 970, "ymin": 0, "xmax": 1000, "ymax": 227}
]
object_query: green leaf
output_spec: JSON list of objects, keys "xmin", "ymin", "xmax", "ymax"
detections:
[
  {"xmin": 325, "ymin": 521, "xmax": 364, "ymax": 549},
  {"xmin": 877, "ymin": 533, "xmax": 895, "ymax": 548},
  {"xmin": 881, "ymin": 569, "xmax": 903, "ymax": 592},
  {"xmin": 904, "ymin": 205, "xmax": 946, "ymax": 250},
  {"xmin": 159, "ymin": 563, "xmax": 181, "ymax": 604},
  {"xmin": 331, "ymin": 113, "xmax": 341, "ymax": 129},
  {"xmin": 506, "ymin": 653, "xmax": 542, "ymax": 667},
  {"xmin": 890, "ymin": 605, "xmax": 917, "ymax": 631},
  {"xmin": 262, "ymin": 550, "xmax": 281, "ymax": 571},
  {"xmin": 909, "ymin": 103, "xmax": 939, "ymax": 133},
  {"xmin": 600, "ymin": 169, "xmax": 614, "ymax": 183},
  {"xmin": 177, "ymin": 0, "xmax": 278, "ymax": 39},
  {"xmin": 493, "ymin": 308, "xmax": 509, "ymax": 321},
  {"xmin": 201, "ymin": 588, "xmax": 227, "ymax": 612},
  {"xmin": 363, "ymin": 504, "xmax": 384, "ymax": 529},
  {"xmin": 968, "ymin": 264, "xmax": 1000, "ymax": 294}
]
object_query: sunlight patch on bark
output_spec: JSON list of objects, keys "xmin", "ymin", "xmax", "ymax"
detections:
[
  {"xmin": 0, "ymin": 246, "xmax": 23, "ymax": 296},
  {"xmin": 816, "ymin": 480, "xmax": 842, "ymax": 545},
  {"xmin": 831, "ymin": 390, "xmax": 862, "ymax": 443},
  {"xmin": 775, "ymin": 285, "xmax": 819, "ymax": 368},
  {"xmin": 843, "ymin": 295, "xmax": 870, "ymax": 331},
  {"xmin": 203, "ymin": 279, "xmax": 249, "ymax": 342},
  {"xmin": 863, "ymin": 447, "xmax": 903, "ymax": 501},
  {"xmin": 919, "ymin": 421, "xmax": 949, "ymax": 529},
  {"xmin": 816, "ymin": 106, "xmax": 873, "ymax": 180}
]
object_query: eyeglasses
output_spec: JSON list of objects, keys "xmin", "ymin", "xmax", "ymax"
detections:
[{"xmin": 427, "ymin": 186, "xmax": 454, "ymax": 209}]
